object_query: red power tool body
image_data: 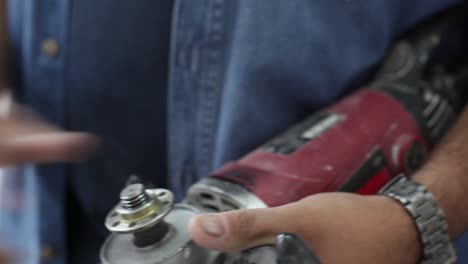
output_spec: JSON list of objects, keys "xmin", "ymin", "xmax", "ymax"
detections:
[{"xmin": 214, "ymin": 88, "xmax": 424, "ymax": 207}]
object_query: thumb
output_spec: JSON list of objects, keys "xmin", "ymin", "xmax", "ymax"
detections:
[{"xmin": 189, "ymin": 206, "xmax": 303, "ymax": 252}]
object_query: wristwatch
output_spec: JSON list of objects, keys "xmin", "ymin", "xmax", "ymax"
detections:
[{"xmin": 378, "ymin": 175, "xmax": 456, "ymax": 264}]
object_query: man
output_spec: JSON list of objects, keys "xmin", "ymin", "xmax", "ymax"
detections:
[{"xmin": 0, "ymin": 0, "xmax": 467, "ymax": 263}]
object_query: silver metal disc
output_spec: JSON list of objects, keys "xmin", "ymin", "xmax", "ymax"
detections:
[{"xmin": 101, "ymin": 204, "xmax": 212, "ymax": 264}]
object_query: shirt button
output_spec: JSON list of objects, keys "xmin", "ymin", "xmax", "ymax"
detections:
[
  {"xmin": 41, "ymin": 38, "xmax": 60, "ymax": 57},
  {"xmin": 41, "ymin": 245, "xmax": 57, "ymax": 260}
]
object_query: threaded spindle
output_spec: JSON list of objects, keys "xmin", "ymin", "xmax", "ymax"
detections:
[{"xmin": 120, "ymin": 183, "xmax": 152, "ymax": 209}]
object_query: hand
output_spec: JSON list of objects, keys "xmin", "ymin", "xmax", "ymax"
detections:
[
  {"xmin": 0, "ymin": 98, "xmax": 98, "ymax": 166},
  {"xmin": 189, "ymin": 193, "xmax": 423, "ymax": 264}
]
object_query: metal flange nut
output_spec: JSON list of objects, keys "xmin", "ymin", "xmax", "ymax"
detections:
[{"xmin": 105, "ymin": 183, "xmax": 174, "ymax": 233}]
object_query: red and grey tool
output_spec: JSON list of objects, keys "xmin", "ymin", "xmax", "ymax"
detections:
[{"xmin": 100, "ymin": 6, "xmax": 468, "ymax": 264}]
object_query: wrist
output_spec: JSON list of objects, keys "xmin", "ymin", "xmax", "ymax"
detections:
[{"xmin": 374, "ymin": 195, "xmax": 423, "ymax": 263}]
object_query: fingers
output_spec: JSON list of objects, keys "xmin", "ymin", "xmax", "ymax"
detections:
[
  {"xmin": 189, "ymin": 205, "xmax": 306, "ymax": 252},
  {"xmin": 0, "ymin": 103, "xmax": 100, "ymax": 165},
  {"xmin": 189, "ymin": 193, "xmax": 424, "ymax": 264},
  {"xmin": 0, "ymin": 132, "xmax": 99, "ymax": 166}
]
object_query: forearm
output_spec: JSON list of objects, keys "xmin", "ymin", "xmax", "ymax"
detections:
[{"xmin": 414, "ymin": 104, "xmax": 468, "ymax": 239}]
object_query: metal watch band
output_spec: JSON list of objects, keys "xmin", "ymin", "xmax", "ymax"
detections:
[{"xmin": 378, "ymin": 175, "xmax": 456, "ymax": 264}]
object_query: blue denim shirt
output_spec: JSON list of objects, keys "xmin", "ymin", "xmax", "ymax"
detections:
[{"xmin": 2, "ymin": 0, "xmax": 466, "ymax": 263}]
